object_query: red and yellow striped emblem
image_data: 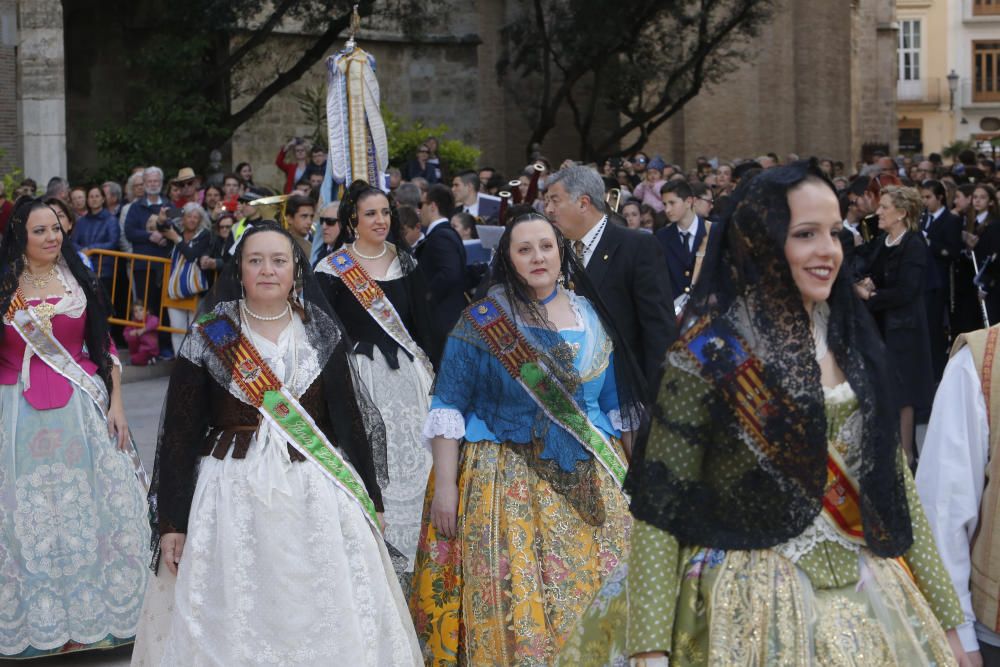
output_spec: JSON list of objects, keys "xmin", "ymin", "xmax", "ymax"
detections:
[
  {"xmin": 822, "ymin": 455, "xmax": 865, "ymax": 543},
  {"xmin": 4, "ymin": 289, "xmax": 28, "ymax": 323}
]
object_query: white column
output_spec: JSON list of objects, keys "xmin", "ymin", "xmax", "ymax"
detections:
[{"xmin": 16, "ymin": 0, "xmax": 66, "ymax": 183}]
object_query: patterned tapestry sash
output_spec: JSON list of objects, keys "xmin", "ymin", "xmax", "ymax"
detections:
[
  {"xmin": 822, "ymin": 446, "xmax": 867, "ymax": 546},
  {"xmin": 4, "ymin": 289, "xmax": 149, "ymax": 490},
  {"xmin": 325, "ymin": 248, "xmax": 434, "ymax": 377},
  {"xmin": 196, "ymin": 311, "xmax": 379, "ymax": 530},
  {"xmin": 465, "ymin": 298, "xmax": 628, "ymax": 489}
]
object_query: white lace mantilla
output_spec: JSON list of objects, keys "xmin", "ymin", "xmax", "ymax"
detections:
[
  {"xmin": 422, "ymin": 408, "xmax": 465, "ymax": 448},
  {"xmin": 774, "ymin": 511, "xmax": 861, "ymax": 564}
]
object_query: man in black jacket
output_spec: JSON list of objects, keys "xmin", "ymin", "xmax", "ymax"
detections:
[
  {"xmin": 921, "ymin": 179, "xmax": 964, "ymax": 380},
  {"xmin": 545, "ymin": 165, "xmax": 676, "ymax": 396},
  {"xmin": 416, "ymin": 184, "xmax": 466, "ymax": 339}
]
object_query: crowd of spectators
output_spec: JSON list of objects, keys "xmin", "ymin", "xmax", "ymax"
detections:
[{"xmin": 2, "ymin": 133, "xmax": 999, "ymax": 380}]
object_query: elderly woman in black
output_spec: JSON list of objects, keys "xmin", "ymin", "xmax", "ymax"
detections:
[{"xmin": 853, "ymin": 185, "xmax": 932, "ymax": 466}]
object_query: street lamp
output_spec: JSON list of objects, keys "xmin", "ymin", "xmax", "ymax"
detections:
[{"xmin": 948, "ymin": 70, "xmax": 959, "ymax": 110}]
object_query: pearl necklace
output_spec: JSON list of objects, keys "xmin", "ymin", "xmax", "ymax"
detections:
[
  {"xmin": 351, "ymin": 242, "xmax": 387, "ymax": 260},
  {"xmin": 884, "ymin": 229, "xmax": 906, "ymax": 247},
  {"xmin": 241, "ymin": 299, "xmax": 291, "ymax": 321}
]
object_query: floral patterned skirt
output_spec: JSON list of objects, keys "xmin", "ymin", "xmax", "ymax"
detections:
[
  {"xmin": 409, "ymin": 439, "xmax": 631, "ymax": 667},
  {"xmin": 556, "ymin": 548, "xmax": 956, "ymax": 667},
  {"xmin": 0, "ymin": 384, "xmax": 149, "ymax": 658}
]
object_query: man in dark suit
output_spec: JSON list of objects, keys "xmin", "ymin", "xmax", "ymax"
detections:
[
  {"xmin": 655, "ymin": 180, "xmax": 712, "ymax": 316},
  {"xmin": 545, "ymin": 165, "xmax": 675, "ymax": 395},
  {"xmin": 921, "ymin": 179, "xmax": 964, "ymax": 380},
  {"xmin": 416, "ymin": 184, "xmax": 467, "ymax": 339}
]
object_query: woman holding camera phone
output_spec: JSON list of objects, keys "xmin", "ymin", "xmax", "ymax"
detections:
[{"xmin": 276, "ymin": 137, "xmax": 310, "ymax": 195}]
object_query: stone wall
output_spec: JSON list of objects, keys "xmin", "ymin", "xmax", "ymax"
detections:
[
  {"xmin": 0, "ymin": 0, "xmax": 18, "ymax": 180},
  {"xmin": 17, "ymin": 0, "xmax": 66, "ymax": 184},
  {"xmin": 638, "ymin": 0, "xmax": 894, "ymax": 168},
  {"xmin": 229, "ymin": 20, "xmax": 483, "ymax": 192}
]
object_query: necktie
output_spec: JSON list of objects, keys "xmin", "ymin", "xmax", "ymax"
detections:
[
  {"xmin": 921, "ymin": 211, "xmax": 931, "ymax": 232},
  {"xmin": 680, "ymin": 231, "xmax": 692, "ymax": 261},
  {"xmin": 574, "ymin": 239, "xmax": 585, "ymax": 263}
]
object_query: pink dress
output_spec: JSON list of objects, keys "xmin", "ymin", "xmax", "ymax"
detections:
[
  {"xmin": 126, "ymin": 315, "xmax": 160, "ymax": 366},
  {"xmin": 0, "ymin": 265, "xmax": 149, "ymax": 658}
]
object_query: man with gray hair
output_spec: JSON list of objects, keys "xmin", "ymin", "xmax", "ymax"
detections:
[
  {"xmin": 45, "ymin": 177, "xmax": 69, "ymax": 202},
  {"xmin": 394, "ymin": 182, "xmax": 422, "ymax": 210},
  {"xmin": 545, "ymin": 165, "xmax": 675, "ymax": 393},
  {"xmin": 123, "ymin": 166, "xmax": 172, "ymax": 354},
  {"xmin": 102, "ymin": 181, "xmax": 123, "ymax": 217}
]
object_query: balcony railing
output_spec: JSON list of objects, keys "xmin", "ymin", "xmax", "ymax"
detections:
[
  {"xmin": 897, "ymin": 77, "xmax": 947, "ymax": 105},
  {"xmin": 973, "ymin": 0, "xmax": 1000, "ymax": 16}
]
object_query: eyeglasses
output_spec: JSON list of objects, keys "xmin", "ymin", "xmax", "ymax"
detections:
[
  {"xmin": 698, "ymin": 196, "xmax": 714, "ymax": 204},
  {"xmin": 320, "ymin": 217, "xmax": 339, "ymax": 226},
  {"xmin": 218, "ymin": 224, "xmax": 233, "ymax": 231}
]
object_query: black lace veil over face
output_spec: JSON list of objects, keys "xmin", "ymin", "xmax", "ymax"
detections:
[{"xmin": 627, "ymin": 160, "xmax": 913, "ymax": 558}]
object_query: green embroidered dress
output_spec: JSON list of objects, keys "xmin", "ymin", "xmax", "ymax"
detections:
[{"xmin": 557, "ymin": 373, "xmax": 962, "ymax": 666}]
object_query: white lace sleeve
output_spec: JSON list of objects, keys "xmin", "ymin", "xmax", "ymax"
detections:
[
  {"xmin": 608, "ymin": 405, "xmax": 642, "ymax": 432},
  {"xmin": 422, "ymin": 408, "xmax": 465, "ymax": 449}
]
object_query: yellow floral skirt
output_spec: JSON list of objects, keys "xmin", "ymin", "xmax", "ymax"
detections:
[{"xmin": 409, "ymin": 439, "xmax": 631, "ymax": 666}]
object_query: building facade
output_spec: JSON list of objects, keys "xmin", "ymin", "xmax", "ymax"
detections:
[
  {"xmin": 1, "ymin": 0, "xmax": 905, "ymax": 187},
  {"xmin": 950, "ymin": 0, "xmax": 1000, "ymax": 153},
  {"xmin": 895, "ymin": 0, "xmax": 955, "ymax": 156},
  {"xmin": 640, "ymin": 0, "xmax": 898, "ymax": 169}
]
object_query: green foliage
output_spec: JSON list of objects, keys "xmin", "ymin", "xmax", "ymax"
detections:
[
  {"xmin": 0, "ymin": 149, "xmax": 22, "ymax": 199},
  {"xmin": 383, "ymin": 109, "xmax": 480, "ymax": 172},
  {"xmin": 293, "ymin": 85, "xmax": 329, "ymax": 149},
  {"xmin": 942, "ymin": 139, "xmax": 976, "ymax": 160},
  {"xmin": 95, "ymin": 97, "xmax": 228, "ymax": 182}
]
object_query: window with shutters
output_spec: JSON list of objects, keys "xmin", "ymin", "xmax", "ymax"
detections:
[
  {"xmin": 897, "ymin": 20, "xmax": 922, "ymax": 100},
  {"xmin": 973, "ymin": 0, "xmax": 1000, "ymax": 16},
  {"xmin": 974, "ymin": 41, "xmax": 1000, "ymax": 102}
]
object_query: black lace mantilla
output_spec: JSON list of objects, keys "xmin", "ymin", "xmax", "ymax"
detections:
[{"xmin": 627, "ymin": 160, "xmax": 913, "ymax": 558}]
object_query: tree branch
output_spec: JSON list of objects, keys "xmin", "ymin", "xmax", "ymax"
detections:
[
  {"xmin": 196, "ymin": 0, "xmax": 300, "ymax": 94},
  {"xmin": 223, "ymin": 1, "xmax": 374, "ymax": 132},
  {"xmin": 596, "ymin": 0, "xmax": 766, "ymax": 155}
]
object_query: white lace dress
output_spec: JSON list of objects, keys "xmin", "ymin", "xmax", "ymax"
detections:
[
  {"xmin": 153, "ymin": 317, "xmax": 421, "ymax": 666},
  {"xmin": 346, "ymin": 258, "xmax": 434, "ymax": 572}
]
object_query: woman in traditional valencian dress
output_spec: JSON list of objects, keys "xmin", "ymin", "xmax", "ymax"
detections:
[
  {"xmin": 0, "ymin": 197, "xmax": 150, "ymax": 659},
  {"xmin": 316, "ymin": 180, "xmax": 439, "ymax": 576},
  {"xmin": 142, "ymin": 222, "xmax": 421, "ymax": 665},
  {"xmin": 411, "ymin": 212, "xmax": 646, "ymax": 666},
  {"xmin": 557, "ymin": 160, "xmax": 968, "ymax": 666}
]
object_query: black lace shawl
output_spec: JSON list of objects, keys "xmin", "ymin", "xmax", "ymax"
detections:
[
  {"xmin": 627, "ymin": 160, "xmax": 913, "ymax": 558},
  {"xmin": 315, "ymin": 246, "xmax": 443, "ymax": 370}
]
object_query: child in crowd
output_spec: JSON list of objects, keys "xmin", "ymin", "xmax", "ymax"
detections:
[{"xmin": 125, "ymin": 304, "xmax": 159, "ymax": 365}]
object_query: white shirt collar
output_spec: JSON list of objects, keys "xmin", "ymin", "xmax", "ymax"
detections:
[
  {"xmin": 930, "ymin": 206, "xmax": 945, "ymax": 222},
  {"xmin": 677, "ymin": 215, "xmax": 701, "ymax": 250},
  {"xmin": 578, "ymin": 215, "xmax": 608, "ymax": 267},
  {"xmin": 426, "ymin": 217, "xmax": 449, "ymax": 235},
  {"xmin": 977, "ymin": 211, "xmax": 989, "ymax": 225}
]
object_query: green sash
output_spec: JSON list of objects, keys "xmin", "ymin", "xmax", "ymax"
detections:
[
  {"xmin": 196, "ymin": 312, "xmax": 379, "ymax": 529},
  {"xmin": 465, "ymin": 298, "xmax": 628, "ymax": 488}
]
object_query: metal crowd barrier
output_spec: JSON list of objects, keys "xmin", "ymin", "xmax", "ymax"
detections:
[{"xmin": 84, "ymin": 249, "xmax": 200, "ymax": 335}]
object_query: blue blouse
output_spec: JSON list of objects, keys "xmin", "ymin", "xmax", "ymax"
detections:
[{"xmin": 428, "ymin": 294, "xmax": 624, "ymax": 472}]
